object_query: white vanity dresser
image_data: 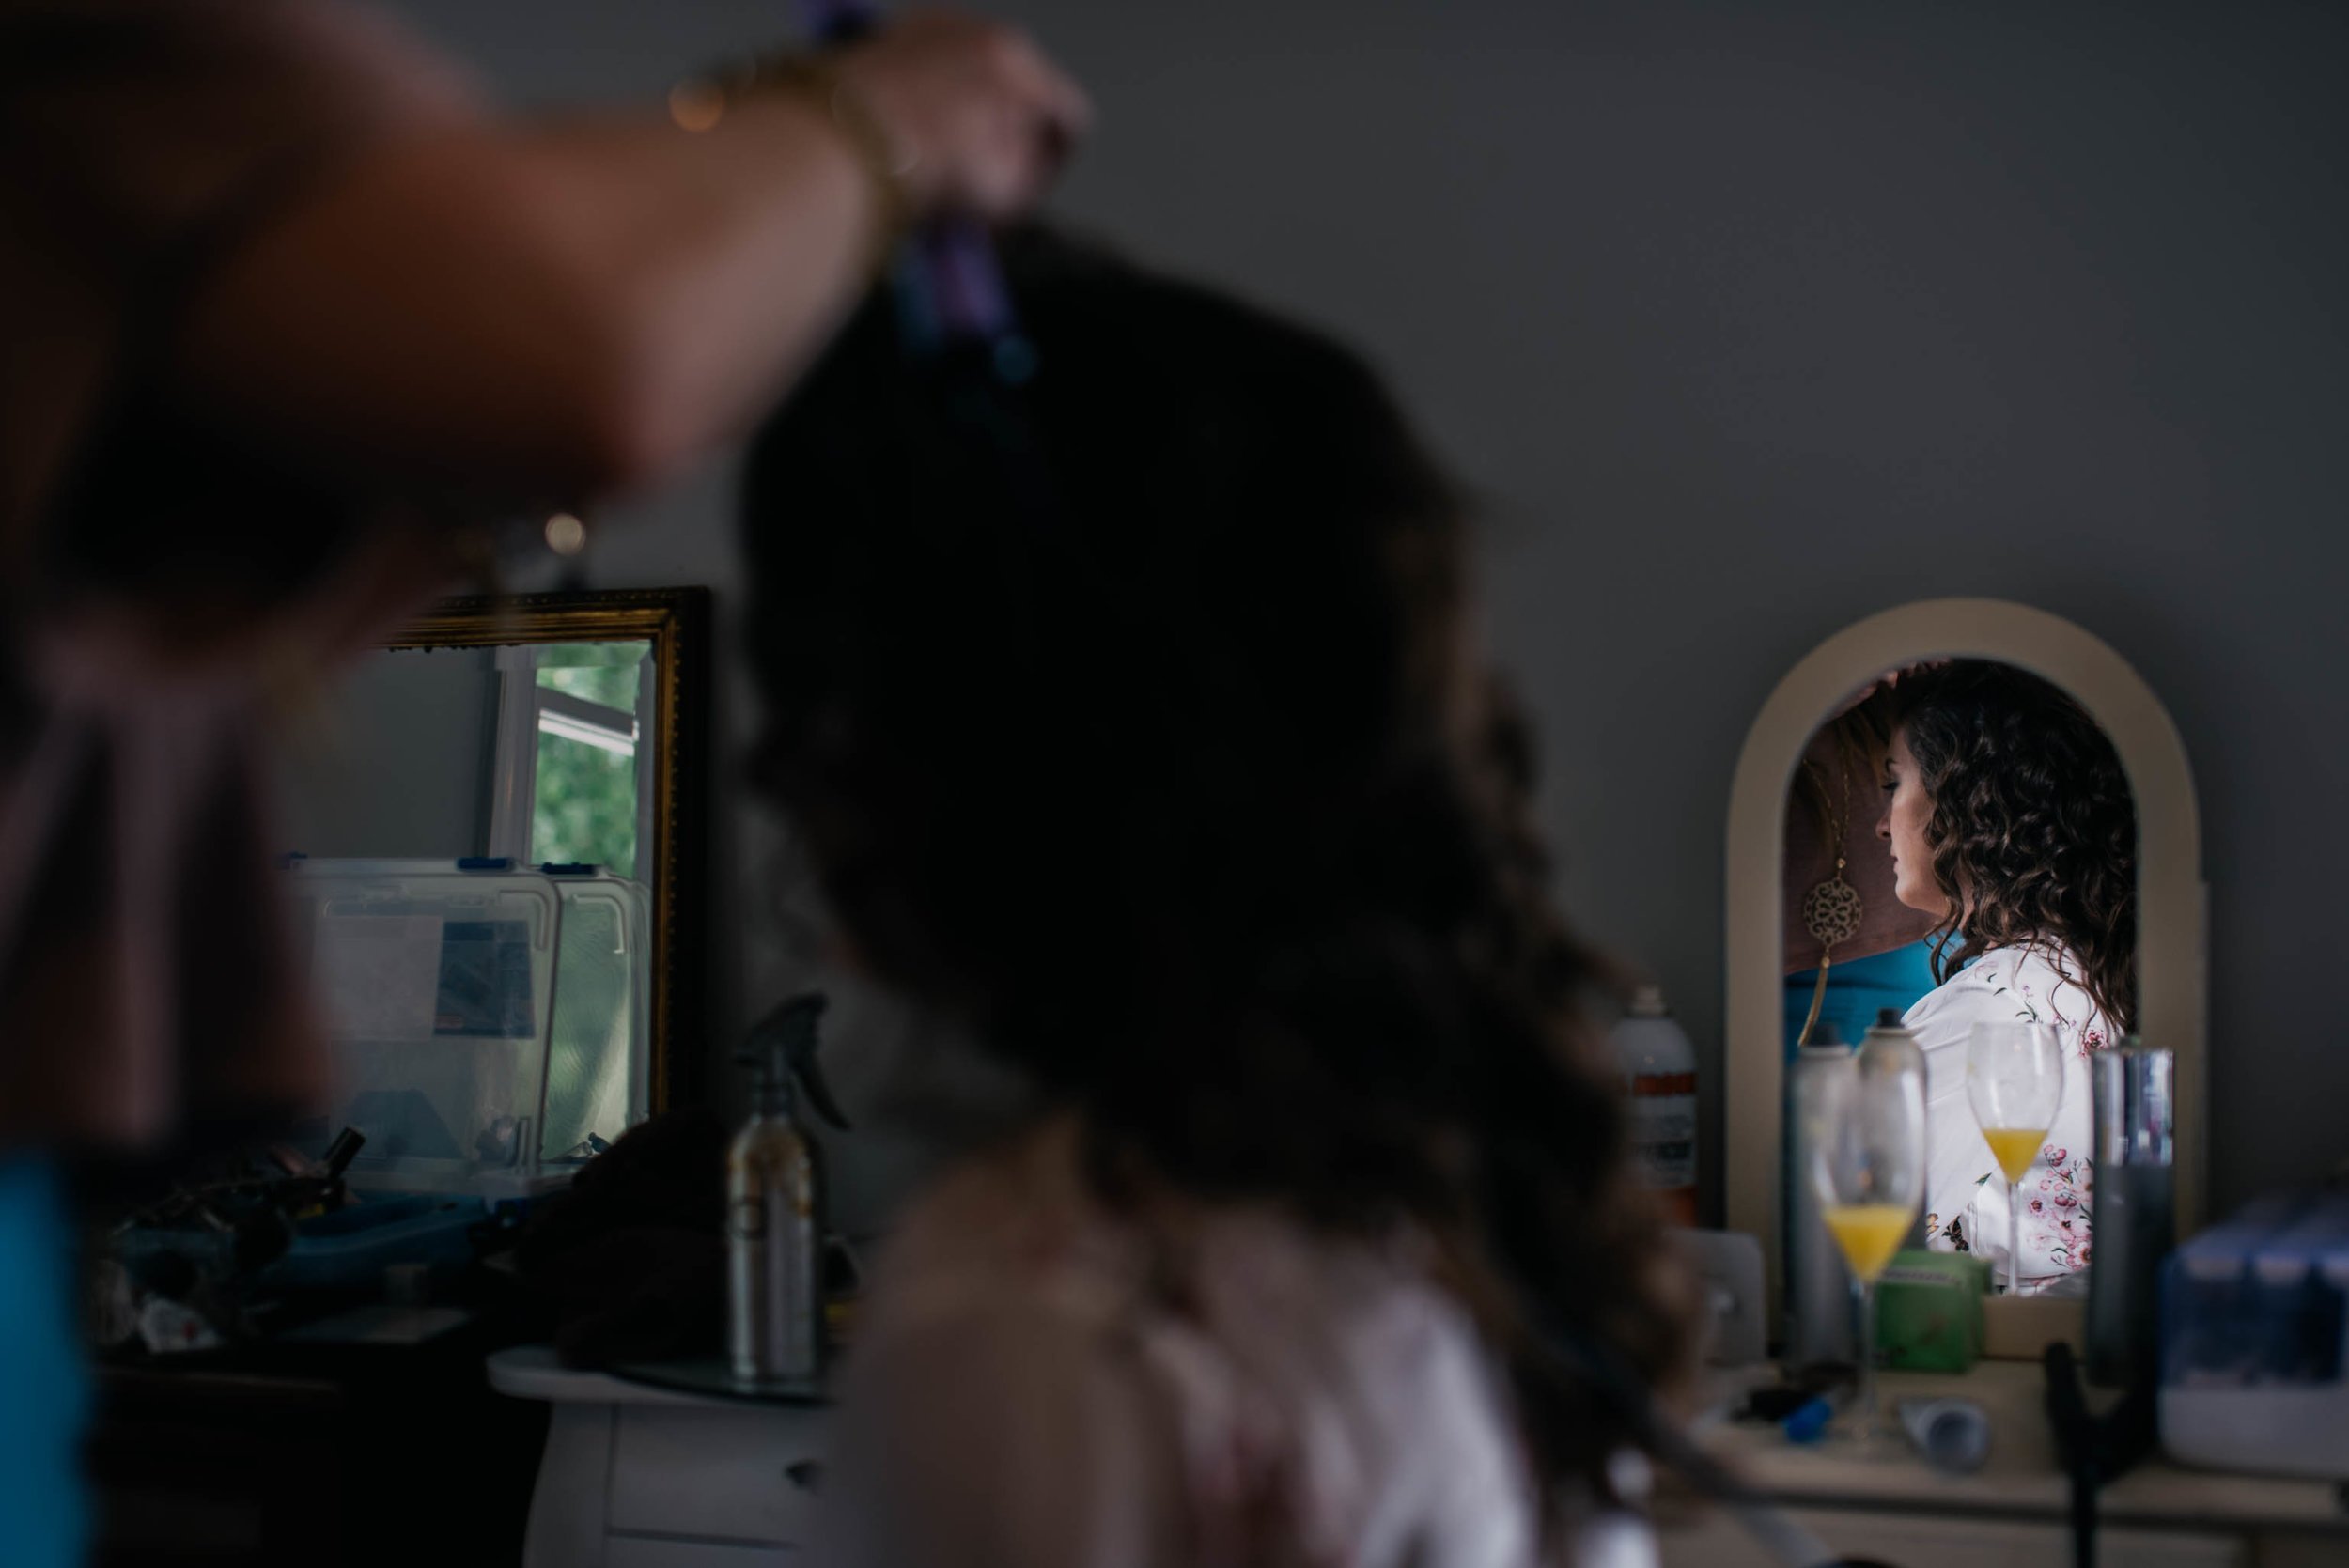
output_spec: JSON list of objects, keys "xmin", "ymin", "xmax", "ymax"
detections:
[
  {"xmin": 488, "ymin": 1346, "xmax": 832, "ymax": 1567},
  {"xmin": 1655, "ymin": 1360, "xmax": 2349, "ymax": 1568},
  {"xmin": 491, "ymin": 1342, "xmax": 2349, "ymax": 1568}
]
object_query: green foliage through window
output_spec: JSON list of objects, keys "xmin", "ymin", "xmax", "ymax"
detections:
[
  {"xmin": 537, "ymin": 641, "xmax": 646, "ymax": 710},
  {"xmin": 530, "ymin": 642, "xmax": 649, "ymax": 878}
]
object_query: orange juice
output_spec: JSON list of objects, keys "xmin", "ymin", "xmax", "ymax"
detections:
[
  {"xmin": 1824, "ymin": 1203, "xmax": 1913, "ymax": 1282},
  {"xmin": 1982, "ymin": 1126, "xmax": 2047, "ymax": 1183}
]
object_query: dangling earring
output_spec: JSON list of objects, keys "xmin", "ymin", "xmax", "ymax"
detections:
[{"xmin": 1797, "ymin": 748, "xmax": 1863, "ymax": 1046}]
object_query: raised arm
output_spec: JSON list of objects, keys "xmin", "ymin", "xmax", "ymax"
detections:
[{"xmin": 166, "ymin": 12, "xmax": 1089, "ymax": 501}]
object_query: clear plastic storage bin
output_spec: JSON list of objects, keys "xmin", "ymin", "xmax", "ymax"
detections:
[
  {"xmin": 538, "ymin": 865, "xmax": 652, "ymax": 1170},
  {"xmin": 287, "ymin": 858, "xmax": 650, "ymax": 1197}
]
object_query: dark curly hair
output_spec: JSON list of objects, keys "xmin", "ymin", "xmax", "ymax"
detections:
[
  {"xmin": 739, "ymin": 230, "xmax": 1692, "ymax": 1531},
  {"xmin": 1892, "ymin": 660, "xmax": 2139, "ymax": 1033}
]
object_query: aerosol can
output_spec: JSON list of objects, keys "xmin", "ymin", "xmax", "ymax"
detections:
[{"xmin": 727, "ymin": 992, "xmax": 851, "ymax": 1386}]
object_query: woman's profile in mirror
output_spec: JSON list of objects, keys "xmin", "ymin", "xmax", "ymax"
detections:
[{"xmin": 1784, "ymin": 659, "xmax": 2138, "ymax": 1296}]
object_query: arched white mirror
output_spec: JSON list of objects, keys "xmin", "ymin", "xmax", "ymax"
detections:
[{"xmin": 1725, "ymin": 598, "xmax": 2205, "ymax": 1325}]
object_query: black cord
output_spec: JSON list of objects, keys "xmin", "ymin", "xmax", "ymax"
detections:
[{"xmin": 2044, "ymin": 1342, "xmax": 2159, "ymax": 1568}]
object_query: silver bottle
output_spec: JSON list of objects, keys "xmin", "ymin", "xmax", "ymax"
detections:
[
  {"xmin": 1786, "ymin": 1030, "xmax": 1857, "ymax": 1367},
  {"xmin": 727, "ymin": 993, "xmax": 849, "ymax": 1387},
  {"xmin": 2085, "ymin": 1042, "xmax": 2174, "ymax": 1388}
]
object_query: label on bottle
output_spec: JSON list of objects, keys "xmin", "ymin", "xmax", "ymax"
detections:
[
  {"xmin": 727, "ymin": 1144, "xmax": 819, "ymax": 1384},
  {"xmin": 1626, "ymin": 1078, "xmax": 1698, "ymax": 1223}
]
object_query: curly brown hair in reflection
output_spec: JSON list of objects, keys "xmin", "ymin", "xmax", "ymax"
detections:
[
  {"xmin": 1891, "ymin": 661, "xmax": 2139, "ymax": 1033},
  {"xmin": 739, "ymin": 229, "xmax": 1693, "ymax": 1533}
]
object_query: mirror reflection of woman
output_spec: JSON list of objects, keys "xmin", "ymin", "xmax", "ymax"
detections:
[{"xmin": 1877, "ymin": 661, "xmax": 2139, "ymax": 1294}]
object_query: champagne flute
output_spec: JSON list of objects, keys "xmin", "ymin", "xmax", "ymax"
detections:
[
  {"xmin": 1801, "ymin": 1039, "xmax": 1926, "ymax": 1452},
  {"xmin": 1967, "ymin": 1020, "xmax": 2065, "ymax": 1297}
]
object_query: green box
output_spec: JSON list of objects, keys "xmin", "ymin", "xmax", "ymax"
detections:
[{"xmin": 1875, "ymin": 1249, "xmax": 1988, "ymax": 1372}]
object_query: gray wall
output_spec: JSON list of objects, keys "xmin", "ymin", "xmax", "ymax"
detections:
[
  {"xmin": 277, "ymin": 646, "xmax": 498, "ymax": 860},
  {"xmin": 385, "ymin": 0, "xmax": 2349, "ymax": 1230}
]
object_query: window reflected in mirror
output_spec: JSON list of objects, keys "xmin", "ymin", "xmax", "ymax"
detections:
[
  {"xmin": 524, "ymin": 641, "xmax": 653, "ymax": 877},
  {"xmin": 278, "ymin": 638, "xmax": 656, "ymax": 878}
]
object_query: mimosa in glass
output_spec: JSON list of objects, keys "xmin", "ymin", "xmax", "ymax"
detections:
[
  {"xmin": 1800, "ymin": 1041, "xmax": 1927, "ymax": 1452},
  {"xmin": 1824, "ymin": 1203, "xmax": 1912, "ymax": 1283},
  {"xmin": 1966, "ymin": 1021, "xmax": 2064, "ymax": 1297}
]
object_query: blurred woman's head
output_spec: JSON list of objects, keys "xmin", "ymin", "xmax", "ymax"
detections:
[
  {"xmin": 739, "ymin": 229, "xmax": 1688, "ymax": 1514},
  {"xmin": 1882, "ymin": 660, "xmax": 2139, "ymax": 1031}
]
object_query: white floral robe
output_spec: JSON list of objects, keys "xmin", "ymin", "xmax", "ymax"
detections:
[
  {"xmin": 1904, "ymin": 942, "xmax": 2113, "ymax": 1293},
  {"xmin": 814, "ymin": 1115, "xmax": 1657, "ymax": 1568}
]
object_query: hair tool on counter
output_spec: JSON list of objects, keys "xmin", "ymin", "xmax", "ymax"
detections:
[{"xmin": 106, "ymin": 1126, "xmax": 370, "ymax": 1301}]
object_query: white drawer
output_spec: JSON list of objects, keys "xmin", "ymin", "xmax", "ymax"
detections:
[
  {"xmin": 608, "ymin": 1405, "xmax": 832, "ymax": 1545},
  {"xmin": 607, "ymin": 1537, "xmax": 793, "ymax": 1568}
]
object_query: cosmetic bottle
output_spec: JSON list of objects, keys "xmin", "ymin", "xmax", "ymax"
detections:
[
  {"xmin": 1612, "ymin": 986, "xmax": 1700, "ymax": 1226},
  {"xmin": 2086, "ymin": 1042, "xmax": 2174, "ymax": 1388},
  {"xmin": 1785, "ymin": 1024, "xmax": 1856, "ymax": 1368},
  {"xmin": 727, "ymin": 993, "xmax": 851, "ymax": 1387}
]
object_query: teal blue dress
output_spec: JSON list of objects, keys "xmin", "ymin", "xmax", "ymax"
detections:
[
  {"xmin": 0, "ymin": 1157, "xmax": 90, "ymax": 1568},
  {"xmin": 1784, "ymin": 939, "xmax": 1942, "ymax": 1055}
]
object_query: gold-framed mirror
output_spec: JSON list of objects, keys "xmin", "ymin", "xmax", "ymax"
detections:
[{"xmin": 276, "ymin": 587, "xmax": 710, "ymax": 1119}]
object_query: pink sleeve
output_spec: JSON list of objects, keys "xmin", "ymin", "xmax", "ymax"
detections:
[{"xmin": 815, "ymin": 1298, "xmax": 1188, "ymax": 1568}]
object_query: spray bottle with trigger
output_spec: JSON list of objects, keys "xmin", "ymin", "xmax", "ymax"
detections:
[{"xmin": 727, "ymin": 991, "xmax": 852, "ymax": 1388}]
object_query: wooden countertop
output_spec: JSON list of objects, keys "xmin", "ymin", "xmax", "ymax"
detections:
[{"xmin": 1678, "ymin": 1360, "xmax": 2349, "ymax": 1535}]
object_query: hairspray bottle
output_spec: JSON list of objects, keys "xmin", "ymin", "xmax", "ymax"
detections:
[
  {"xmin": 1786, "ymin": 1028, "xmax": 1857, "ymax": 1368},
  {"xmin": 2086, "ymin": 1043, "xmax": 2174, "ymax": 1388},
  {"xmin": 728, "ymin": 992, "xmax": 851, "ymax": 1387}
]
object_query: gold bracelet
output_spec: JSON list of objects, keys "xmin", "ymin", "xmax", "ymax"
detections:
[{"xmin": 703, "ymin": 52, "xmax": 917, "ymax": 280}]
